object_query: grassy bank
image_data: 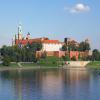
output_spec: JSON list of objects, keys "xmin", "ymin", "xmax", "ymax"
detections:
[
  {"xmin": 21, "ymin": 57, "xmax": 63, "ymax": 67},
  {"xmin": 0, "ymin": 57, "xmax": 64, "ymax": 68},
  {"xmin": 0, "ymin": 63, "xmax": 18, "ymax": 67},
  {"xmin": 87, "ymin": 61, "xmax": 100, "ymax": 70}
]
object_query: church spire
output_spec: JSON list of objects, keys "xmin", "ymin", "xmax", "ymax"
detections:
[{"xmin": 18, "ymin": 23, "xmax": 22, "ymax": 40}]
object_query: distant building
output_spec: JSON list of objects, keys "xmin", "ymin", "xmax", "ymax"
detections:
[
  {"xmin": 12, "ymin": 24, "xmax": 91, "ymax": 59},
  {"xmin": 64, "ymin": 37, "xmax": 79, "ymax": 47},
  {"xmin": 13, "ymin": 24, "xmax": 64, "ymax": 57}
]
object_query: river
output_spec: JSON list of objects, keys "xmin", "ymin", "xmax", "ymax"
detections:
[{"xmin": 0, "ymin": 68, "xmax": 100, "ymax": 100}]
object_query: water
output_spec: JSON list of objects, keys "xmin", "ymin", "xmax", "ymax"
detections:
[{"xmin": 0, "ymin": 68, "xmax": 100, "ymax": 100}]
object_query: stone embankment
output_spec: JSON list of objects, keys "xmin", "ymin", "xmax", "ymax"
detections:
[{"xmin": 63, "ymin": 61, "xmax": 90, "ymax": 68}]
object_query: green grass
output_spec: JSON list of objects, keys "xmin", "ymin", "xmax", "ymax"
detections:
[
  {"xmin": 87, "ymin": 61, "xmax": 100, "ymax": 70},
  {"xmin": 37, "ymin": 57, "xmax": 63, "ymax": 67},
  {"xmin": 21, "ymin": 57, "xmax": 64, "ymax": 67},
  {"xmin": 0, "ymin": 64, "xmax": 3, "ymax": 67},
  {"xmin": 0, "ymin": 57, "xmax": 64, "ymax": 68},
  {"xmin": 0, "ymin": 63, "xmax": 18, "ymax": 67},
  {"xmin": 21, "ymin": 63, "xmax": 38, "ymax": 67},
  {"xmin": 10, "ymin": 63, "xmax": 19, "ymax": 67}
]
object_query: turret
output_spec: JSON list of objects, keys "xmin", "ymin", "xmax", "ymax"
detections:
[
  {"xmin": 26, "ymin": 32, "xmax": 30, "ymax": 40},
  {"xmin": 18, "ymin": 24, "xmax": 22, "ymax": 40}
]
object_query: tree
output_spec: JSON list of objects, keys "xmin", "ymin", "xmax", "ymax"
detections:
[
  {"xmin": 0, "ymin": 43, "xmax": 42, "ymax": 63},
  {"xmin": 62, "ymin": 43, "xmax": 78, "ymax": 51},
  {"xmin": 79, "ymin": 42, "xmax": 90, "ymax": 51},
  {"xmin": 62, "ymin": 44, "xmax": 67, "ymax": 51},
  {"xmin": 26, "ymin": 42, "xmax": 42, "ymax": 51},
  {"xmin": 69, "ymin": 44, "xmax": 78, "ymax": 51},
  {"xmin": 71, "ymin": 56, "xmax": 76, "ymax": 61},
  {"xmin": 62, "ymin": 54, "xmax": 70, "ymax": 61},
  {"xmin": 25, "ymin": 43, "xmax": 42, "ymax": 62},
  {"xmin": 92, "ymin": 49, "xmax": 100, "ymax": 61},
  {"xmin": 2, "ymin": 56, "xmax": 11, "ymax": 66}
]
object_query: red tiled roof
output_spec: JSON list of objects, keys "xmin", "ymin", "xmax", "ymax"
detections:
[
  {"xmin": 42, "ymin": 40, "xmax": 61, "ymax": 43},
  {"xmin": 15, "ymin": 39, "xmax": 33, "ymax": 45},
  {"xmin": 15, "ymin": 38, "xmax": 62, "ymax": 45}
]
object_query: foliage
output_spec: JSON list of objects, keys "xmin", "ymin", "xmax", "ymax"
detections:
[
  {"xmin": 79, "ymin": 42, "xmax": 90, "ymax": 51},
  {"xmin": 38, "ymin": 56, "xmax": 59, "ymax": 67},
  {"xmin": 2, "ymin": 56, "xmax": 11, "ymax": 66},
  {"xmin": 62, "ymin": 54, "xmax": 70, "ymax": 61},
  {"xmin": 86, "ymin": 55, "xmax": 92, "ymax": 61},
  {"xmin": 87, "ymin": 61, "xmax": 100, "ymax": 70},
  {"xmin": 92, "ymin": 49, "xmax": 100, "ymax": 61},
  {"xmin": 71, "ymin": 56, "xmax": 76, "ymax": 61},
  {"xmin": 68, "ymin": 44, "xmax": 78, "ymax": 51},
  {"xmin": 0, "ymin": 43, "xmax": 42, "ymax": 63},
  {"xmin": 62, "ymin": 41, "xmax": 90, "ymax": 52},
  {"xmin": 62, "ymin": 44, "xmax": 67, "ymax": 51},
  {"xmin": 62, "ymin": 44, "xmax": 78, "ymax": 51}
]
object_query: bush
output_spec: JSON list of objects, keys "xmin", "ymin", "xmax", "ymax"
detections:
[
  {"xmin": 62, "ymin": 55, "xmax": 70, "ymax": 61},
  {"xmin": 71, "ymin": 56, "xmax": 76, "ymax": 61},
  {"xmin": 52, "ymin": 61, "xmax": 56, "ymax": 64},
  {"xmin": 2, "ymin": 56, "xmax": 11, "ymax": 66}
]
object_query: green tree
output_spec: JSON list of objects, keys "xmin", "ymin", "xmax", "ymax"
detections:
[
  {"xmin": 2, "ymin": 56, "xmax": 11, "ymax": 66},
  {"xmin": 62, "ymin": 54, "xmax": 70, "ymax": 61},
  {"xmin": 62, "ymin": 43, "xmax": 78, "ymax": 51},
  {"xmin": 79, "ymin": 42, "xmax": 90, "ymax": 51},
  {"xmin": 0, "ymin": 43, "xmax": 42, "ymax": 63},
  {"xmin": 92, "ymin": 49, "xmax": 100, "ymax": 61},
  {"xmin": 69, "ymin": 44, "xmax": 78, "ymax": 51},
  {"xmin": 25, "ymin": 42, "xmax": 42, "ymax": 62},
  {"xmin": 71, "ymin": 56, "xmax": 76, "ymax": 61},
  {"xmin": 62, "ymin": 44, "xmax": 67, "ymax": 51}
]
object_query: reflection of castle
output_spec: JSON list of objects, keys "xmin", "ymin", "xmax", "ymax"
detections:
[{"xmin": 12, "ymin": 24, "xmax": 91, "ymax": 59}]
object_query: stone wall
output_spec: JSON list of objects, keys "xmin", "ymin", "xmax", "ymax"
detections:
[{"xmin": 65, "ymin": 61, "xmax": 90, "ymax": 67}]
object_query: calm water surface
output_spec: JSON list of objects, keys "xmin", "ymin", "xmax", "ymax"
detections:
[{"xmin": 0, "ymin": 68, "xmax": 100, "ymax": 100}]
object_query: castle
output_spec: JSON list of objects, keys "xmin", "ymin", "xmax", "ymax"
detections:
[
  {"xmin": 12, "ymin": 24, "xmax": 64, "ymax": 57},
  {"xmin": 12, "ymin": 24, "xmax": 91, "ymax": 60}
]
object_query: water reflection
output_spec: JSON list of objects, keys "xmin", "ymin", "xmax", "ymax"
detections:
[
  {"xmin": 62, "ymin": 69, "xmax": 90, "ymax": 85},
  {"xmin": 0, "ymin": 69, "xmax": 100, "ymax": 100}
]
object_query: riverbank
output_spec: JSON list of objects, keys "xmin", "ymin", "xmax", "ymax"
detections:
[
  {"xmin": 0, "ymin": 57, "xmax": 64, "ymax": 71},
  {"xmin": 64, "ymin": 61, "xmax": 90, "ymax": 67},
  {"xmin": 0, "ymin": 62, "xmax": 61, "ymax": 71},
  {"xmin": 87, "ymin": 61, "xmax": 100, "ymax": 70},
  {"xmin": 0, "ymin": 66, "xmax": 61, "ymax": 71},
  {"xmin": 0, "ymin": 61, "xmax": 100, "ymax": 71}
]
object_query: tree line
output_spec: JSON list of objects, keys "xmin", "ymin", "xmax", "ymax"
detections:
[
  {"xmin": 92, "ymin": 49, "xmax": 100, "ymax": 61},
  {"xmin": 0, "ymin": 41, "xmax": 100, "ymax": 66},
  {"xmin": 0, "ymin": 43, "xmax": 42, "ymax": 66},
  {"xmin": 61, "ymin": 41, "xmax": 100, "ymax": 61},
  {"xmin": 62, "ymin": 41, "xmax": 90, "ymax": 51}
]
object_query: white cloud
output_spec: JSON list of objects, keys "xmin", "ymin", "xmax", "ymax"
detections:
[{"xmin": 64, "ymin": 3, "xmax": 90, "ymax": 14}]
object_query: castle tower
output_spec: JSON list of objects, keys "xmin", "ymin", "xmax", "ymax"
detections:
[
  {"xmin": 85, "ymin": 38, "xmax": 90, "ymax": 44},
  {"xmin": 18, "ymin": 24, "xmax": 22, "ymax": 40},
  {"xmin": 15, "ymin": 34, "xmax": 17, "ymax": 44},
  {"xmin": 26, "ymin": 32, "xmax": 30, "ymax": 40},
  {"xmin": 12, "ymin": 38, "xmax": 14, "ymax": 46}
]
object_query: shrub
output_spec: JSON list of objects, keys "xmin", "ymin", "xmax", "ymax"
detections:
[
  {"xmin": 62, "ymin": 55, "xmax": 70, "ymax": 61},
  {"xmin": 2, "ymin": 56, "xmax": 11, "ymax": 66},
  {"xmin": 71, "ymin": 56, "xmax": 76, "ymax": 61}
]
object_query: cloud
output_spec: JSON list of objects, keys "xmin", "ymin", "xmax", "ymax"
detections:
[{"xmin": 64, "ymin": 3, "xmax": 90, "ymax": 14}]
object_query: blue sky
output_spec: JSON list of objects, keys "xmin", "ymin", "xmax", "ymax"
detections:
[{"xmin": 0, "ymin": 0, "xmax": 100, "ymax": 50}]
